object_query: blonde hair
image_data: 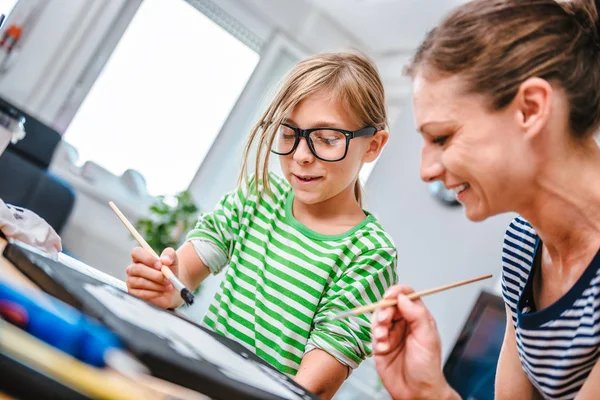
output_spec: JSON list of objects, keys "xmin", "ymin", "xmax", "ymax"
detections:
[{"xmin": 238, "ymin": 51, "xmax": 388, "ymax": 206}]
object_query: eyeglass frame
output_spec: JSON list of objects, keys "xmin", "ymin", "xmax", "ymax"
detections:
[{"xmin": 270, "ymin": 123, "xmax": 378, "ymax": 162}]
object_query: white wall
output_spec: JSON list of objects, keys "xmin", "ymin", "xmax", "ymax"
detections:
[
  {"xmin": 2, "ymin": 0, "xmax": 512, "ymax": 396},
  {"xmin": 0, "ymin": 0, "xmax": 146, "ymax": 279},
  {"xmin": 50, "ymin": 141, "xmax": 154, "ymax": 280},
  {"xmin": 0, "ymin": 0, "xmax": 140, "ymax": 125},
  {"xmin": 183, "ymin": 1, "xmax": 378, "ymax": 320},
  {"xmin": 185, "ymin": 0, "xmax": 377, "ymax": 214},
  {"xmin": 364, "ymin": 99, "xmax": 514, "ymax": 359},
  {"xmin": 182, "ymin": 0, "xmax": 385, "ymax": 327},
  {"xmin": 0, "ymin": 0, "xmax": 408, "ymax": 285}
]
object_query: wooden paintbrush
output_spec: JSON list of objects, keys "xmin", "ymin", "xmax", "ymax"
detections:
[
  {"xmin": 329, "ymin": 274, "xmax": 493, "ymax": 321},
  {"xmin": 108, "ymin": 201, "xmax": 194, "ymax": 306}
]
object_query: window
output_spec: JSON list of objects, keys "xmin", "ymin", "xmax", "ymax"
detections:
[
  {"xmin": 0, "ymin": 0, "xmax": 17, "ymax": 25},
  {"xmin": 63, "ymin": 0, "xmax": 259, "ymax": 196}
]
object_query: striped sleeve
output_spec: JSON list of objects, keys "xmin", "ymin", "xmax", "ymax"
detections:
[
  {"xmin": 185, "ymin": 186, "xmax": 247, "ymax": 274},
  {"xmin": 305, "ymin": 247, "xmax": 397, "ymax": 369},
  {"xmin": 500, "ymin": 217, "xmax": 536, "ymax": 323}
]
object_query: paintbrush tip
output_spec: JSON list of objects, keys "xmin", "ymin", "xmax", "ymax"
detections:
[{"xmin": 180, "ymin": 288, "xmax": 195, "ymax": 305}]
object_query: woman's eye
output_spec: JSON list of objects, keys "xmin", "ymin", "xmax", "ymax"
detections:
[{"xmin": 432, "ymin": 135, "xmax": 449, "ymax": 146}]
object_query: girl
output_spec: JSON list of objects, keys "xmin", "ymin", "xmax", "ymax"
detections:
[
  {"xmin": 126, "ymin": 51, "xmax": 398, "ymax": 399},
  {"xmin": 372, "ymin": 0, "xmax": 600, "ymax": 399}
]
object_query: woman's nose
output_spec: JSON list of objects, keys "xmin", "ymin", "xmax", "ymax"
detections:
[
  {"xmin": 420, "ymin": 145, "xmax": 444, "ymax": 182},
  {"xmin": 293, "ymin": 138, "xmax": 315, "ymax": 164}
]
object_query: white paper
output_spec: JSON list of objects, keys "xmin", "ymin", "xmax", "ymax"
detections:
[
  {"xmin": 85, "ymin": 284, "xmax": 306, "ymax": 400},
  {"xmin": 58, "ymin": 253, "xmax": 127, "ymax": 292},
  {"xmin": 7, "ymin": 240, "xmax": 127, "ymax": 292}
]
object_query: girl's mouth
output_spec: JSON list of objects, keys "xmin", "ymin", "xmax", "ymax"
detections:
[{"xmin": 293, "ymin": 174, "xmax": 322, "ymax": 184}]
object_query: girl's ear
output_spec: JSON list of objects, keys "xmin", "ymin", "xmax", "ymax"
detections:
[{"xmin": 363, "ymin": 130, "xmax": 389, "ymax": 163}]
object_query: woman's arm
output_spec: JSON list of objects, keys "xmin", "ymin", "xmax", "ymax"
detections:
[
  {"xmin": 495, "ymin": 305, "xmax": 542, "ymax": 399},
  {"xmin": 575, "ymin": 358, "xmax": 600, "ymax": 399},
  {"xmin": 294, "ymin": 349, "xmax": 348, "ymax": 400}
]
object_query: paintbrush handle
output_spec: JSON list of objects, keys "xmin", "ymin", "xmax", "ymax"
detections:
[
  {"xmin": 350, "ymin": 274, "xmax": 493, "ymax": 317},
  {"xmin": 108, "ymin": 201, "xmax": 190, "ymax": 294},
  {"xmin": 109, "ymin": 202, "xmax": 160, "ymax": 259}
]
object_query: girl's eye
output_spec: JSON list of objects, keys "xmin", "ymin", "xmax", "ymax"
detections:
[
  {"xmin": 319, "ymin": 137, "xmax": 340, "ymax": 145},
  {"xmin": 432, "ymin": 135, "xmax": 450, "ymax": 146}
]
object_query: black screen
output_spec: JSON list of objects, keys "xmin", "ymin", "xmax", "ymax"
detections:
[{"xmin": 443, "ymin": 291, "xmax": 506, "ymax": 400}]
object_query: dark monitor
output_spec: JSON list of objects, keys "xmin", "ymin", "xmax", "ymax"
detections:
[{"xmin": 443, "ymin": 290, "xmax": 506, "ymax": 400}]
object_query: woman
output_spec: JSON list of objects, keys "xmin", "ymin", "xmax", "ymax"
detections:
[{"xmin": 372, "ymin": 0, "xmax": 600, "ymax": 399}]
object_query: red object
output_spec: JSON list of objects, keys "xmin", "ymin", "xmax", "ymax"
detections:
[
  {"xmin": 0, "ymin": 299, "xmax": 29, "ymax": 327},
  {"xmin": 0, "ymin": 24, "xmax": 23, "ymax": 53}
]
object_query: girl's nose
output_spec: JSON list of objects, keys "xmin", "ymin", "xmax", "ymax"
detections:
[{"xmin": 293, "ymin": 138, "xmax": 315, "ymax": 164}]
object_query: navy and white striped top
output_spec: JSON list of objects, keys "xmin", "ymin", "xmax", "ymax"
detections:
[{"xmin": 501, "ymin": 217, "xmax": 600, "ymax": 399}]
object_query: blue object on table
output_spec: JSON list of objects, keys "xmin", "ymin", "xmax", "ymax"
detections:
[{"xmin": 0, "ymin": 279, "xmax": 122, "ymax": 367}]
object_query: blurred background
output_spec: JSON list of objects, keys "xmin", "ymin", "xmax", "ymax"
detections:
[{"xmin": 0, "ymin": 1, "xmax": 514, "ymax": 398}]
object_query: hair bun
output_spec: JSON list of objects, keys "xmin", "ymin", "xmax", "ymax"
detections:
[
  {"xmin": 595, "ymin": 0, "xmax": 600, "ymax": 38},
  {"xmin": 562, "ymin": 0, "xmax": 600, "ymax": 48}
]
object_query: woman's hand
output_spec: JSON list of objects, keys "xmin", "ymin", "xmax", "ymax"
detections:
[{"xmin": 372, "ymin": 285, "xmax": 460, "ymax": 400}]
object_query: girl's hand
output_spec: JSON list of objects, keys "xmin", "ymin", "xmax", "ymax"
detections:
[{"xmin": 125, "ymin": 247, "xmax": 179, "ymax": 309}]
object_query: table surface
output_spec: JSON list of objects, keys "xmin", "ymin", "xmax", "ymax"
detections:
[
  {"xmin": 0, "ymin": 237, "xmax": 210, "ymax": 400},
  {"xmin": 0, "ymin": 237, "xmax": 40, "ymax": 291}
]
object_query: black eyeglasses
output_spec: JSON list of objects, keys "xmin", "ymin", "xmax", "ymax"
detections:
[{"xmin": 271, "ymin": 123, "xmax": 378, "ymax": 162}]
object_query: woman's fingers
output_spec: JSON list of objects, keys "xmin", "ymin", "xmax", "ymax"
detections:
[
  {"xmin": 395, "ymin": 293, "xmax": 438, "ymax": 342},
  {"xmin": 372, "ymin": 323, "xmax": 391, "ymax": 354},
  {"xmin": 373, "ymin": 317, "xmax": 407, "ymax": 355},
  {"xmin": 382, "ymin": 285, "xmax": 414, "ymax": 299},
  {"xmin": 372, "ymin": 285, "xmax": 415, "ymax": 355},
  {"xmin": 376, "ymin": 285, "xmax": 415, "ymax": 326}
]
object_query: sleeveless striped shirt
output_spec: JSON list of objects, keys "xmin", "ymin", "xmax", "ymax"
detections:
[{"xmin": 501, "ymin": 217, "xmax": 600, "ymax": 399}]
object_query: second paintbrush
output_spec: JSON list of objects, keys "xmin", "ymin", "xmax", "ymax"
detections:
[
  {"xmin": 329, "ymin": 274, "xmax": 492, "ymax": 321},
  {"xmin": 108, "ymin": 201, "xmax": 194, "ymax": 306}
]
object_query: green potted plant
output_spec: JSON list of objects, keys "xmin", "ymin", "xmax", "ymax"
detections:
[{"xmin": 135, "ymin": 190, "xmax": 201, "ymax": 294}]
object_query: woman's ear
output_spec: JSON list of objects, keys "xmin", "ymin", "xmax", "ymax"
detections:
[
  {"xmin": 513, "ymin": 77, "xmax": 553, "ymax": 140},
  {"xmin": 363, "ymin": 130, "xmax": 389, "ymax": 163}
]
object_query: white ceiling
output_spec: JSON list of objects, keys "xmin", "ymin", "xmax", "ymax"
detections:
[
  {"xmin": 304, "ymin": 0, "xmax": 467, "ymax": 54},
  {"xmin": 221, "ymin": 0, "xmax": 469, "ymax": 110}
]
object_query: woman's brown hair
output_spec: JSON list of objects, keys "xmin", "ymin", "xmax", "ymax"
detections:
[
  {"xmin": 407, "ymin": 0, "xmax": 600, "ymax": 139},
  {"xmin": 238, "ymin": 51, "xmax": 388, "ymax": 206}
]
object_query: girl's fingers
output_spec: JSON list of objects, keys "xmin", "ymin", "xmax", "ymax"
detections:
[
  {"xmin": 126, "ymin": 263, "xmax": 168, "ymax": 284},
  {"xmin": 127, "ymin": 276, "xmax": 172, "ymax": 292},
  {"xmin": 131, "ymin": 247, "xmax": 160, "ymax": 269},
  {"xmin": 127, "ymin": 288, "xmax": 164, "ymax": 300}
]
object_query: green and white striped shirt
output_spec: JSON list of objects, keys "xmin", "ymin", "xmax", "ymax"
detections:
[{"xmin": 186, "ymin": 174, "xmax": 397, "ymax": 376}]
